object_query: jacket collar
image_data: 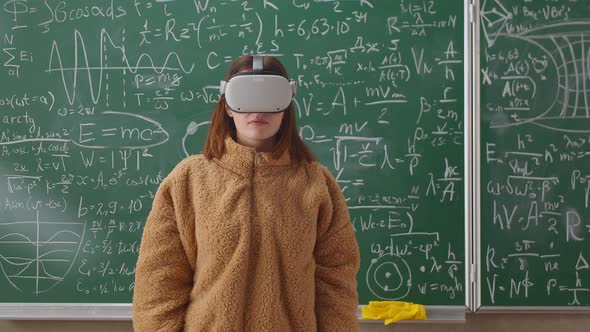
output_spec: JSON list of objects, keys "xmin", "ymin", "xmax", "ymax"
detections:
[{"xmin": 217, "ymin": 136, "xmax": 291, "ymax": 176}]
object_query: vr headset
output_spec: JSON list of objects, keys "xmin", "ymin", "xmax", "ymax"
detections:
[{"xmin": 219, "ymin": 55, "xmax": 297, "ymax": 113}]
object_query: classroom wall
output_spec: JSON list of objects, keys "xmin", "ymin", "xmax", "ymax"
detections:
[{"xmin": 2, "ymin": 314, "xmax": 590, "ymax": 332}]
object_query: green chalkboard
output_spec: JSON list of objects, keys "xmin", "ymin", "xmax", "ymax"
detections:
[
  {"xmin": 0, "ymin": 0, "xmax": 464, "ymax": 307},
  {"xmin": 480, "ymin": 0, "xmax": 590, "ymax": 307}
]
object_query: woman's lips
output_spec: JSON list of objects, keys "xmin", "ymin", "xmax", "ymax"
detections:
[{"xmin": 249, "ymin": 120, "xmax": 268, "ymax": 125}]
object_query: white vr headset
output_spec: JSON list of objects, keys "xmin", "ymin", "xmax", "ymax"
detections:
[{"xmin": 219, "ymin": 55, "xmax": 297, "ymax": 113}]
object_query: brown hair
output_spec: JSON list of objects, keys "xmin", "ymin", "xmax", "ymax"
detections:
[{"xmin": 202, "ymin": 55, "xmax": 317, "ymax": 163}]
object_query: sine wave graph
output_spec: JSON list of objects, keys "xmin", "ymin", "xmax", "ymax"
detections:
[
  {"xmin": 0, "ymin": 211, "xmax": 85, "ymax": 295},
  {"xmin": 47, "ymin": 28, "xmax": 195, "ymax": 105}
]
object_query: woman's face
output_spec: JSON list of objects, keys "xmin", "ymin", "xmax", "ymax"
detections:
[{"xmin": 225, "ymin": 106, "xmax": 284, "ymax": 151}]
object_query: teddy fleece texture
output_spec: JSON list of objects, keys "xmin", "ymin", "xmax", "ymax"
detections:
[{"xmin": 133, "ymin": 136, "xmax": 360, "ymax": 331}]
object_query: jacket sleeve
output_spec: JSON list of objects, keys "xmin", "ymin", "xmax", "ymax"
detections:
[
  {"xmin": 314, "ymin": 166, "xmax": 361, "ymax": 332},
  {"xmin": 133, "ymin": 175, "xmax": 194, "ymax": 331}
]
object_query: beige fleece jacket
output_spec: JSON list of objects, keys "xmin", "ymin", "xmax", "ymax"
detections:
[{"xmin": 133, "ymin": 136, "xmax": 360, "ymax": 331}]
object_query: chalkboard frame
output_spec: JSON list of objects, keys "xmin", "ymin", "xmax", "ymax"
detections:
[
  {"xmin": 466, "ymin": 0, "xmax": 478, "ymax": 313},
  {"xmin": 0, "ymin": 0, "xmax": 472, "ymax": 321},
  {"xmin": 473, "ymin": 0, "xmax": 482, "ymax": 312},
  {"xmin": 0, "ymin": 304, "xmax": 466, "ymax": 321}
]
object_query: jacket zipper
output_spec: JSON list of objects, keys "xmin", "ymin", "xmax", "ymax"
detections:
[{"xmin": 255, "ymin": 152, "xmax": 260, "ymax": 166}]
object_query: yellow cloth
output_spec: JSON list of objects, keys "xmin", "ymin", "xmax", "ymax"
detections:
[{"xmin": 361, "ymin": 301, "xmax": 427, "ymax": 325}]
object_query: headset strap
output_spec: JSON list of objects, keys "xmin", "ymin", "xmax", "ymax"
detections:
[
  {"xmin": 252, "ymin": 55, "xmax": 264, "ymax": 73},
  {"xmin": 228, "ymin": 55, "xmax": 287, "ymax": 78}
]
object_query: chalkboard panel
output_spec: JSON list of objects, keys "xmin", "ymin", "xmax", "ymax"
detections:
[
  {"xmin": 480, "ymin": 0, "xmax": 590, "ymax": 307},
  {"xmin": 1, "ymin": 0, "xmax": 465, "ymax": 307}
]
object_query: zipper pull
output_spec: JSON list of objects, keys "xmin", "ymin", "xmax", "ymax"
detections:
[{"xmin": 255, "ymin": 152, "xmax": 260, "ymax": 166}]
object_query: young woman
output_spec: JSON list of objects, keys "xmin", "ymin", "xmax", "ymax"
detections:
[{"xmin": 133, "ymin": 55, "xmax": 360, "ymax": 331}]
